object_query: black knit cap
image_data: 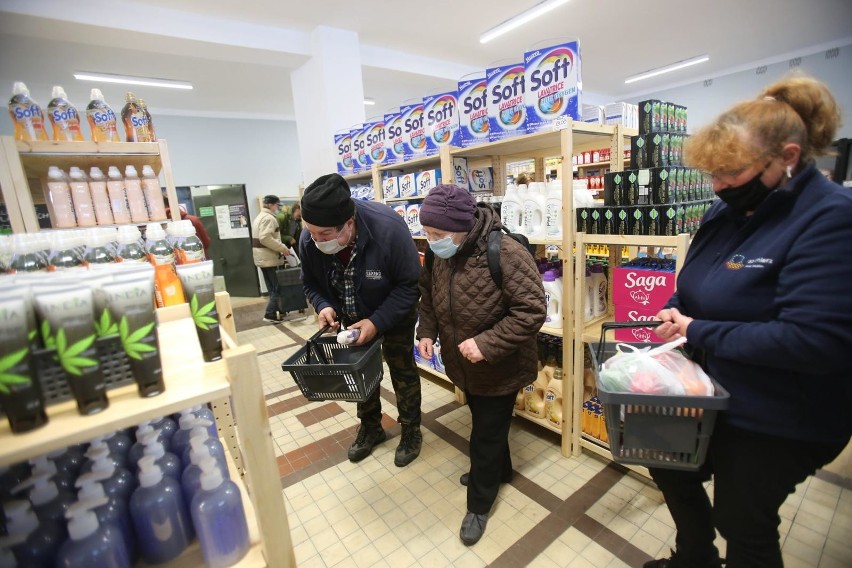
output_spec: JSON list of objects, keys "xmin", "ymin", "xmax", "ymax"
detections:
[
  {"xmin": 301, "ymin": 173, "xmax": 355, "ymax": 227},
  {"xmin": 262, "ymin": 194, "xmax": 280, "ymax": 205}
]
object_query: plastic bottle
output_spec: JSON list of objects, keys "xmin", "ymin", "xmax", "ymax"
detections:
[
  {"xmin": 138, "ymin": 99, "xmax": 157, "ymax": 142},
  {"xmin": 9, "ymin": 234, "xmax": 48, "ymax": 273},
  {"xmin": 171, "ymin": 415, "xmax": 205, "ymax": 462},
  {"xmin": 15, "ymin": 473, "xmax": 75, "ymax": 527},
  {"xmin": 45, "ymin": 166, "xmax": 77, "ymax": 228},
  {"xmin": 522, "ymin": 182, "xmax": 547, "ymax": 238},
  {"xmin": 140, "ymin": 165, "xmax": 167, "ymax": 221},
  {"xmin": 124, "ymin": 165, "xmax": 150, "ymax": 223},
  {"xmin": 82, "ymin": 446, "xmax": 137, "ymax": 503},
  {"xmin": 7, "ymin": 81, "xmax": 48, "ymax": 141},
  {"xmin": 97, "ymin": 431, "xmax": 133, "ymax": 465},
  {"xmin": 545, "ymin": 179, "xmax": 563, "ymax": 240},
  {"xmin": 150, "ymin": 415, "xmax": 178, "ymax": 448},
  {"xmin": 85, "ymin": 88, "xmax": 120, "ymax": 142},
  {"xmin": 190, "ymin": 456, "xmax": 250, "ymax": 568},
  {"xmin": 68, "ymin": 166, "xmax": 97, "ymax": 227},
  {"xmin": 55, "ymin": 508, "xmax": 131, "ymax": 568},
  {"xmin": 46, "ymin": 447, "xmax": 86, "ymax": 478},
  {"xmin": 74, "ymin": 478, "xmax": 136, "ymax": 562},
  {"xmin": 141, "ymin": 432, "xmax": 182, "ymax": 481},
  {"xmin": 145, "ymin": 223, "xmax": 185, "ymax": 307},
  {"xmin": 542, "ymin": 270, "xmax": 562, "ymax": 329},
  {"xmin": 181, "ymin": 436, "xmax": 225, "ymax": 505},
  {"xmin": 130, "ymin": 456, "xmax": 193, "ymax": 564},
  {"xmin": 544, "ymin": 368, "xmax": 564, "ymax": 428},
  {"xmin": 128, "ymin": 421, "xmax": 173, "ymax": 471},
  {"xmin": 589, "ymin": 263, "xmax": 608, "ymax": 317},
  {"xmin": 121, "ymin": 92, "xmax": 152, "ymax": 142},
  {"xmin": 0, "ymin": 234, "xmax": 12, "ymax": 272},
  {"xmin": 47, "ymin": 86, "xmax": 84, "ymax": 141},
  {"xmin": 174, "ymin": 219, "xmax": 206, "ymax": 264},
  {"xmin": 3, "ymin": 499, "xmax": 64, "ymax": 567},
  {"xmin": 181, "ymin": 423, "xmax": 228, "ymax": 472},
  {"xmin": 47, "ymin": 231, "xmax": 85, "ymax": 271},
  {"xmin": 115, "ymin": 225, "xmax": 147, "ymax": 262},
  {"xmin": 523, "ymin": 369, "xmax": 550, "ymax": 419},
  {"xmin": 83, "ymin": 228, "xmax": 116, "ymax": 265},
  {"xmin": 28, "ymin": 454, "xmax": 75, "ymax": 492},
  {"xmin": 584, "ymin": 267, "xmax": 595, "ymax": 321},
  {"xmin": 87, "ymin": 166, "xmax": 114, "ymax": 225},
  {"xmin": 106, "ymin": 166, "xmax": 132, "ymax": 224},
  {"xmin": 500, "ymin": 181, "xmax": 524, "ymax": 233}
]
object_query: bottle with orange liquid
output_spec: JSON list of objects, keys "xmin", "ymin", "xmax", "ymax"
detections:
[
  {"xmin": 138, "ymin": 99, "xmax": 157, "ymax": 142},
  {"xmin": 85, "ymin": 88, "xmax": 120, "ymax": 142},
  {"xmin": 47, "ymin": 86, "xmax": 84, "ymax": 141},
  {"xmin": 121, "ymin": 92, "xmax": 152, "ymax": 142},
  {"xmin": 7, "ymin": 81, "xmax": 48, "ymax": 141}
]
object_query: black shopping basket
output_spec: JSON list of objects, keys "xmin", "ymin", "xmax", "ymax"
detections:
[
  {"xmin": 591, "ymin": 322, "xmax": 730, "ymax": 471},
  {"xmin": 281, "ymin": 325, "xmax": 383, "ymax": 402}
]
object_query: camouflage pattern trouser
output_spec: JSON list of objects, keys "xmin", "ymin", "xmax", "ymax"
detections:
[{"xmin": 357, "ymin": 311, "xmax": 421, "ymax": 430}]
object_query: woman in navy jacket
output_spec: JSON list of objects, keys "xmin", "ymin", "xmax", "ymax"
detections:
[{"xmin": 646, "ymin": 76, "xmax": 852, "ymax": 568}]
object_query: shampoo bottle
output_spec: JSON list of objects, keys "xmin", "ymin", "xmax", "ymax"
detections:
[
  {"xmin": 83, "ymin": 228, "xmax": 116, "ymax": 265},
  {"xmin": 141, "ymin": 432, "xmax": 182, "ymax": 481},
  {"xmin": 9, "ymin": 234, "xmax": 48, "ymax": 272},
  {"xmin": 83, "ymin": 447, "xmax": 137, "ymax": 503},
  {"xmin": 145, "ymin": 223, "xmax": 185, "ymax": 307},
  {"xmin": 181, "ymin": 423, "xmax": 228, "ymax": 472},
  {"xmin": 115, "ymin": 225, "xmax": 147, "ymax": 262},
  {"xmin": 174, "ymin": 219, "xmax": 206, "ymax": 264},
  {"xmin": 47, "ymin": 231, "xmax": 85, "ymax": 271},
  {"xmin": 190, "ymin": 456, "xmax": 250, "ymax": 568},
  {"xmin": 130, "ymin": 456, "xmax": 192, "ymax": 564},
  {"xmin": 16, "ymin": 473, "xmax": 75, "ymax": 527},
  {"xmin": 55, "ymin": 508, "xmax": 131, "ymax": 568},
  {"xmin": 180, "ymin": 436, "xmax": 218, "ymax": 506}
]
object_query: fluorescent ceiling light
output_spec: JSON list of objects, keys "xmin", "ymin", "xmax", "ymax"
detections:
[
  {"xmin": 624, "ymin": 55, "xmax": 710, "ymax": 84},
  {"xmin": 74, "ymin": 72, "xmax": 193, "ymax": 90},
  {"xmin": 363, "ymin": 99, "xmax": 376, "ymax": 105},
  {"xmin": 480, "ymin": 0, "xmax": 570, "ymax": 44}
]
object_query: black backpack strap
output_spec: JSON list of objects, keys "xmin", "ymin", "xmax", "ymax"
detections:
[
  {"xmin": 424, "ymin": 246, "xmax": 434, "ymax": 274},
  {"xmin": 487, "ymin": 229, "xmax": 503, "ymax": 288}
]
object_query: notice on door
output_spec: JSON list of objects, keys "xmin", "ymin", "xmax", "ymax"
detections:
[{"xmin": 215, "ymin": 204, "xmax": 249, "ymax": 240}]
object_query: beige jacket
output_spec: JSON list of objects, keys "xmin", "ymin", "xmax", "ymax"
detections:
[{"xmin": 252, "ymin": 208, "xmax": 289, "ymax": 268}]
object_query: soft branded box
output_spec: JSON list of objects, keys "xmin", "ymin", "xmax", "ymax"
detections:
[
  {"xmin": 457, "ymin": 74, "xmax": 489, "ymax": 147},
  {"xmin": 384, "ymin": 109, "xmax": 405, "ymax": 165},
  {"xmin": 486, "ymin": 61, "xmax": 526, "ymax": 142},
  {"xmin": 423, "ymin": 90, "xmax": 460, "ymax": 155},
  {"xmin": 468, "ymin": 167, "xmax": 493, "ymax": 192},
  {"xmin": 405, "ymin": 202, "xmax": 423, "ymax": 236},
  {"xmin": 613, "ymin": 304, "xmax": 665, "ymax": 343},
  {"xmin": 399, "ymin": 172, "xmax": 417, "ymax": 198},
  {"xmin": 351, "ymin": 124, "xmax": 370, "ymax": 173},
  {"xmin": 453, "ymin": 157, "xmax": 470, "ymax": 190},
  {"xmin": 334, "ymin": 130, "xmax": 354, "ymax": 176},
  {"xmin": 416, "ymin": 169, "xmax": 441, "ymax": 197},
  {"xmin": 525, "ymin": 40, "xmax": 581, "ymax": 134},
  {"xmin": 399, "ymin": 101, "xmax": 427, "ymax": 162},
  {"xmin": 363, "ymin": 117, "xmax": 386, "ymax": 167},
  {"xmin": 383, "ymin": 176, "xmax": 399, "ymax": 200},
  {"xmin": 392, "ymin": 202, "xmax": 407, "ymax": 219},
  {"xmin": 612, "ymin": 266, "xmax": 676, "ymax": 311}
]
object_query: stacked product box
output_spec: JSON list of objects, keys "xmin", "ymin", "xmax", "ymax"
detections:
[
  {"xmin": 611, "ymin": 259, "xmax": 677, "ymax": 343},
  {"xmin": 382, "ymin": 169, "xmax": 442, "ymax": 236}
]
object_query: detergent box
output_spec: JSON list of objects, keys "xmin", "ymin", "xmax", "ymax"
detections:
[
  {"xmin": 468, "ymin": 167, "xmax": 493, "ymax": 192},
  {"xmin": 399, "ymin": 172, "xmax": 417, "ymax": 198},
  {"xmin": 486, "ymin": 61, "xmax": 527, "ymax": 142},
  {"xmin": 383, "ymin": 175, "xmax": 399, "ymax": 200},
  {"xmin": 423, "ymin": 90, "xmax": 460, "ymax": 155},
  {"xmin": 384, "ymin": 109, "xmax": 405, "ymax": 165},
  {"xmin": 405, "ymin": 202, "xmax": 423, "ymax": 236},
  {"xmin": 350, "ymin": 124, "xmax": 369, "ymax": 173},
  {"xmin": 400, "ymin": 100, "xmax": 427, "ymax": 162},
  {"xmin": 612, "ymin": 266, "xmax": 676, "ymax": 311},
  {"xmin": 363, "ymin": 116, "xmax": 386, "ymax": 167},
  {"xmin": 392, "ymin": 202, "xmax": 407, "ymax": 219},
  {"xmin": 457, "ymin": 74, "xmax": 490, "ymax": 147},
  {"xmin": 613, "ymin": 305, "xmax": 664, "ymax": 343},
  {"xmin": 453, "ymin": 157, "xmax": 471, "ymax": 190},
  {"xmin": 524, "ymin": 40, "xmax": 582, "ymax": 134},
  {"xmin": 334, "ymin": 129, "xmax": 354, "ymax": 176},
  {"xmin": 416, "ymin": 169, "xmax": 441, "ymax": 197}
]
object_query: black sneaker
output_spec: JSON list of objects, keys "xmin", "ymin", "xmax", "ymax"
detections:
[
  {"xmin": 263, "ymin": 316, "xmax": 284, "ymax": 324},
  {"xmin": 459, "ymin": 471, "xmax": 513, "ymax": 486},
  {"xmin": 394, "ymin": 425, "xmax": 422, "ymax": 467},
  {"xmin": 644, "ymin": 551, "xmax": 724, "ymax": 568},
  {"xmin": 459, "ymin": 511, "xmax": 488, "ymax": 546},
  {"xmin": 348, "ymin": 425, "xmax": 387, "ymax": 462}
]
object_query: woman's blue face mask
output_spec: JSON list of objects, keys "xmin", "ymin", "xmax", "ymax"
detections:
[{"xmin": 428, "ymin": 235, "xmax": 459, "ymax": 259}]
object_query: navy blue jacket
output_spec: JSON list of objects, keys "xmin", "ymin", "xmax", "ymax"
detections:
[
  {"xmin": 299, "ymin": 199, "xmax": 421, "ymax": 334},
  {"xmin": 667, "ymin": 163, "xmax": 852, "ymax": 444}
]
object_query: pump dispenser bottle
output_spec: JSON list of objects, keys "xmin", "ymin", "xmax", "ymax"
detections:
[
  {"xmin": 55, "ymin": 508, "xmax": 131, "ymax": 568},
  {"xmin": 191, "ymin": 456, "xmax": 250, "ymax": 567},
  {"xmin": 74, "ymin": 478, "xmax": 136, "ymax": 562},
  {"xmin": 3, "ymin": 499, "xmax": 64, "ymax": 567},
  {"xmin": 141, "ymin": 431, "xmax": 183, "ymax": 481}
]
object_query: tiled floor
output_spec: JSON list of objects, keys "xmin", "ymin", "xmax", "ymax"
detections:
[{"xmin": 234, "ymin": 299, "xmax": 852, "ymax": 567}]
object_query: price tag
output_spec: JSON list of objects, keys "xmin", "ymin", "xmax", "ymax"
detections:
[{"xmin": 551, "ymin": 115, "xmax": 570, "ymax": 131}]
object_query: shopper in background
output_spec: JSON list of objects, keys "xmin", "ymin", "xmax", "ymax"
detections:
[
  {"xmin": 647, "ymin": 75, "xmax": 852, "ymax": 568},
  {"xmin": 416, "ymin": 184, "xmax": 546, "ymax": 546},
  {"xmin": 299, "ymin": 174, "xmax": 423, "ymax": 467},
  {"xmin": 276, "ymin": 202, "xmax": 303, "ymax": 247},
  {"xmin": 251, "ymin": 195, "xmax": 291, "ymax": 324}
]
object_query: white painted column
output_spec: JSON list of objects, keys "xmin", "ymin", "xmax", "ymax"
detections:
[{"xmin": 291, "ymin": 26, "xmax": 365, "ymax": 187}]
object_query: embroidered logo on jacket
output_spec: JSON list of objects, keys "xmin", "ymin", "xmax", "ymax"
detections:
[
  {"xmin": 365, "ymin": 269, "xmax": 383, "ymax": 280},
  {"xmin": 725, "ymin": 254, "xmax": 774, "ymax": 270}
]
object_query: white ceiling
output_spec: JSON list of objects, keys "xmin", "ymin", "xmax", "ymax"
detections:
[{"xmin": 1, "ymin": 0, "xmax": 851, "ymax": 124}]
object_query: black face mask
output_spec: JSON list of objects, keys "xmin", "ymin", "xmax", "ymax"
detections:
[{"xmin": 716, "ymin": 170, "xmax": 774, "ymax": 214}]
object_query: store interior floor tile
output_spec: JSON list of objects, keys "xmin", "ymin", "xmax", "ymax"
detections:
[{"xmin": 232, "ymin": 298, "xmax": 852, "ymax": 568}]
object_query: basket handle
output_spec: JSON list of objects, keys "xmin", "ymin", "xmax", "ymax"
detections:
[
  {"xmin": 595, "ymin": 321, "xmax": 662, "ymax": 370},
  {"xmin": 306, "ymin": 324, "xmax": 332, "ymax": 365}
]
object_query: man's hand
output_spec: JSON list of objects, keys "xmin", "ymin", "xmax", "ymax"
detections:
[
  {"xmin": 349, "ymin": 319, "xmax": 378, "ymax": 345},
  {"xmin": 318, "ymin": 307, "xmax": 339, "ymax": 330},
  {"xmin": 458, "ymin": 338, "xmax": 484, "ymax": 363},
  {"xmin": 418, "ymin": 338, "xmax": 434, "ymax": 360}
]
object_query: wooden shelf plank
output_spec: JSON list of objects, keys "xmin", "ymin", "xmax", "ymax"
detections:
[
  {"xmin": 539, "ymin": 325, "xmax": 564, "ymax": 337},
  {"xmin": 16, "ymin": 140, "xmax": 162, "ymax": 155},
  {"xmin": 416, "ymin": 362, "xmax": 450, "ymax": 383},
  {"xmin": 378, "ymin": 154, "xmax": 442, "ymax": 173}
]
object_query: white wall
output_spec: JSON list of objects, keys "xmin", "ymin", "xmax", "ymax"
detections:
[{"xmin": 624, "ymin": 43, "xmax": 852, "ymax": 139}]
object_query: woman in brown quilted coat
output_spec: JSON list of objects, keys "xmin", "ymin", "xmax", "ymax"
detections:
[{"xmin": 417, "ymin": 184, "xmax": 546, "ymax": 546}]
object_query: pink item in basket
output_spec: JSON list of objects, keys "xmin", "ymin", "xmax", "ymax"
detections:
[
  {"xmin": 614, "ymin": 304, "xmax": 664, "ymax": 343},
  {"xmin": 612, "ymin": 266, "xmax": 676, "ymax": 311}
]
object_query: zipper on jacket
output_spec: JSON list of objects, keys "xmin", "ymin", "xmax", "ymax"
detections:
[{"xmin": 447, "ymin": 258, "xmax": 468, "ymax": 390}]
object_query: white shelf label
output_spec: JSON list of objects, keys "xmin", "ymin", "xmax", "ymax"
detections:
[{"xmin": 551, "ymin": 116, "xmax": 570, "ymax": 131}]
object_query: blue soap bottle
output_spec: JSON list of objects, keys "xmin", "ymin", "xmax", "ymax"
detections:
[
  {"xmin": 181, "ymin": 422, "xmax": 228, "ymax": 471},
  {"xmin": 75, "ymin": 476, "xmax": 137, "ymax": 562},
  {"xmin": 191, "ymin": 456, "xmax": 250, "ymax": 567},
  {"xmin": 3, "ymin": 499, "xmax": 64, "ymax": 567},
  {"xmin": 149, "ymin": 415, "xmax": 178, "ymax": 448},
  {"xmin": 127, "ymin": 421, "xmax": 167, "ymax": 472},
  {"xmin": 141, "ymin": 432, "xmax": 182, "ymax": 481},
  {"xmin": 84, "ymin": 447, "xmax": 137, "ymax": 503},
  {"xmin": 55, "ymin": 509, "xmax": 131, "ymax": 568},
  {"xmin": 130, "ymin": 456, "xmax": 193, "ymax": 564},
  {"xmin": 14, "ymin": 473, "xmax": 75, "ymax": 528}
]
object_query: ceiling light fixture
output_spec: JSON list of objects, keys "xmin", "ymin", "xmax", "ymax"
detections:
[
  {"xmin": 624, "ymin": 54, "xmax": 710, "ymax": 84},
  {"xmin": 363, "ymin": 99, "xmax": 376, "ymax": 105},
  {"xmin": 479, "ymin": 0, "xmax": 570, "ymax": 44},
  {"xmin": 74, "ymin": 72, "xmax": 193, "ymax": 90}
]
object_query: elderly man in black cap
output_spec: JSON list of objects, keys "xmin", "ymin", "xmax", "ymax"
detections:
[{"xmin": 298, "ymin": 173, "xmax": 423, "ymax": 467}]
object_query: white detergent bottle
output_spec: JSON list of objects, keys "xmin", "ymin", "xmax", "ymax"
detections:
[
  {"xmin": 56, "ymin": 509, "xmax": 131, "ymax": 568},
  {"xmin": 590, "ymin": 263, "xmax": 608, "ymax": 317},
  {"xmin": 522, "ymin": 182, "xmax": 546, "ymax": 238},
  {"xmin": 545, "ymin": 179, "xmax": 563, "ymax": 240},
  {"xmin": 190, "ymin": 456, "xmax": 250, "ymax": 568},
  {"xmin": 500, "ymin": 181, "xmax": 524, "ymax": 233},
  {"xmin": 542, "ymin": 270, "xmax": 562, "ymax": 329}
]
